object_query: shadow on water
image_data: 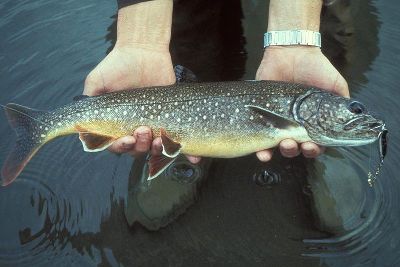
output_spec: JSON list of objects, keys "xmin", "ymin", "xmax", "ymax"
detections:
[{"xmin": 0, "ymin": 0, "xmax": 399, "ymax": 266}]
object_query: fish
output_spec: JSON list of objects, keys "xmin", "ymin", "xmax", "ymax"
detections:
[{"xmin": 1, "ymin": 80, "xmax": 386, "ymax": 186}]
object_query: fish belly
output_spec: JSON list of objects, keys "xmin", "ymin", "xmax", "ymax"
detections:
[{"xmin": 179, "ymin": 127, "xmax": 311, "ymax": 158}]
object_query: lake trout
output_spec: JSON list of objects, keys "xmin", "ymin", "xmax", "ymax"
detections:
[{"xmin": 1, "ymin": 80, "xmax": 385, "ymax": 186}]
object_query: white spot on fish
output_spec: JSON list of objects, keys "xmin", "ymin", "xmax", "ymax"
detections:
[
  {"xmin": 150, "ymin": 115, "xmax": 154, "ymax": 119},
  {"xmin": 45, "ymin": 127, "xmax": 48, "ymax": 131},
  {"xmin": 212, "ymin": 115, "xmax": 216, "ymax": 119},
  {"xmin": 252, "ymin": 99, "xmax": 256, "ymax": 103},
  {"xmin": 235, "ymin": 108, "xmax": 239, "ymax": 113},
  {"xmin": 107, "ymin": 108, "xmax": 111, "ymax": 112},
  {"xmin": 177, "ymin": 118, "xmax": 181, "ymax": 122},
  {"xmin": 203, "ymin": 115, "xmax": 207, "ymax": 120},
  {"xmin": 287, "ymin": 100, "xmax": 291, "ymax": 104},
  {"xmin": 39, "ymin": 126, "xmax": 42, "ymax": 129},
  {"xmin": 57, "ymin": 122, "xmax": 62, "ymax": 126},
  {"xmin": 215, "ymin": 102, "xmax": 219, "ymax": 107},
  {"xmin": 250, "ymin": 115, "xmax": 254, "ymax": 120},
  {"xmin": 188, "ymin": 117, "xmax": 192, "ymax": 122},
  {"xmin": 94, "ymin": 110, "xmax": 99, "ymax": 114},
  {"xmin": 174, "ymin": 102, "xmax": 178, "ymax": 106},
  {"xmin": 221, "ymin": 114, "xmax": 225, "ymax": 118},
  {"xmin": 165, "ymin": 113, "xmax": 169, "ymax": 118},
  {"xmin": 227, "ymin": 93, "xmax": 231, "ymax": 96},
  {"xmin": 41, "ymin": 134, "xmax": 46, "ymax": 138},
  {"xmin": 196, "ymin": 107, "xmax": 200, "ymax": 112},
  {"xmin": 123, "ymin": 111, "xmax": 127, "ymax": 115},
  {"xmin": 158, "ymin": 105, "xmax": 161, "ymax": 109},
  {"xmin": 141, "ymin": 106, "xmax": 145, "ymax": 111},
  {"xmin": 266, "ymin": 103, "xmax": 270, "ymax": 108}
]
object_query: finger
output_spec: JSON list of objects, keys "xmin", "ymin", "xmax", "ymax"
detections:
[
  {"xmin": 301, "ymin": 142, "xmax": 325, "ymax": 158},
  {"xmin": 133, "ymin": 126, "xmax": 152, "ymax": 153},
  {"xmin": 256, "ymin": 150, "xmax": 273, "ymax": 162},
  {"xmin": 186, "ymin": 155, "xmax": 201, "ymax": 164},
  {"xmin": 108, "ymin": 136, "xmax": 136, "ymax": 154},
  {"xmin": 151, "ymin": 137, "xmax": 163, "ymax": 155},
  {"xmin": 279, "ymin": 139, "xmax": 300, "ymax": 158}
]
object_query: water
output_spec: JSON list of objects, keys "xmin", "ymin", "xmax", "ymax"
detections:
[{"xmin": 0, "ymin": 0, "xmax": 399, "ymax": 266}]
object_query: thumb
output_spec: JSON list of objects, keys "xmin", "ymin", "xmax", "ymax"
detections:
[{"xmin": 333, "ymin": 72, "xmax": 350, "ymax": 98}]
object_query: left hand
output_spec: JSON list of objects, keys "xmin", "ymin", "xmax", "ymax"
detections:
[{"xmin": 255, "ymin": 46, "xmax": 349, "ymax": 161}]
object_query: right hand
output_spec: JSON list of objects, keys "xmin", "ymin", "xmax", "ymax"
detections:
[{"xmin": 84, "ymin": 45, "xmax": 176, "ymax": 157}]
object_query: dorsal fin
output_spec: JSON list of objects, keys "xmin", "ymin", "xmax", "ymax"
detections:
[
  {"xmin": 73, "ymin": 95, "xmax": 89, "ymax": 101},
  {"xmin": 174, "ymin": 65, "xmax": 198, "ymax": 83}
]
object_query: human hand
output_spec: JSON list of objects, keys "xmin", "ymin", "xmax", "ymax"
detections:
[
  {"xmin": 83, "ymin": 45, "xmax": 176, "ymax": 157},
  {"xmin": 255, "ymin": 46, "xmax": 349, "ymax": 161}
]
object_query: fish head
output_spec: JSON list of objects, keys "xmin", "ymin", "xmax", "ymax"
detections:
[{"xmin": 293, "ymin": 90, "xmax": 385, "ymax": 146}]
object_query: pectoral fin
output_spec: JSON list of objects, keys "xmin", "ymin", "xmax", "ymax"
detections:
[
  {"xmin": 148, "ymin": 154, "xmax": 177, "ymax": 180},
  {"xmin": 160, "ymin": 128, "xmax": 181, "ymax": 158},
  {"xmin": 76, "ymin": 126, "xmax": 116, "ymax": 152},
  {"xmin": 245, "ymin": 105, "xmax": 299, "ymax": 129}
]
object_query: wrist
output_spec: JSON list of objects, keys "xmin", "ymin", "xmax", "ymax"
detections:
[
  {"xmin": 267, "ymin": 0, "xmax": 322, "ymax": 31},
  {"xmin": 263, "ymin": 45, "xmax": 321, "ymax": 56},
  {"xmin": 115, "ymin": 0, "xmax": 173, "ymax": 51}
]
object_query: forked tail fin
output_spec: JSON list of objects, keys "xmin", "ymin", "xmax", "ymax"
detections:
[{"xmin": 2, "ymin": 103, "xmax": 48, "ymax": 186}]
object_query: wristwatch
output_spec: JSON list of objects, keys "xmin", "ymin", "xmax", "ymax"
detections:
[{"xmin": 264, "ymin": 30, "xmax": 321, "ymax": 48}]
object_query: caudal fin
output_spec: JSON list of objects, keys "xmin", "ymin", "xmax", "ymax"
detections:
[{"xmin": 2, "ymin": 103, "xmax": 48, "ymax": 186}]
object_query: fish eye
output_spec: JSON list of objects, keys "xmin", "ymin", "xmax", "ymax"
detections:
[{"xmin": 348, "ymin": 101, "xmax": 366, "ymax": 114}]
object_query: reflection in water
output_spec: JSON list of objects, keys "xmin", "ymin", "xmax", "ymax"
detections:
[{"xmin": 0, "ymin": 0, "xmax": 398, "ymax": 266}]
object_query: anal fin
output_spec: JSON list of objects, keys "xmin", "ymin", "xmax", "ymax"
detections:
[
  {"xmin": 76, "ymin": 126, "xmax": 116, "ymax": 152},
  {"xmin": 148, "ymin": 154, "xmax": 177, "ymax": 180}
]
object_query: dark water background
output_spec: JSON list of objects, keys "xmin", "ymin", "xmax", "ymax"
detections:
[{"xmin": 0, "ymin": 0, "xmax": 399, "ymax": 266}]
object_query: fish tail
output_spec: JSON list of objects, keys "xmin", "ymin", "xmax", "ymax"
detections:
[{"xmin": 2, "ymin": 103, "xmax": 49, "ymax": 186}]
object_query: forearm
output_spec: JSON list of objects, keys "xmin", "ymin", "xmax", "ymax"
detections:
[
  {"xmin": 116, "ymin": 0, "xmax": 173, "ymax": 50},
  {"xmin": 267, "ymin": 0, "xmax": 322, "ymax": 31}
]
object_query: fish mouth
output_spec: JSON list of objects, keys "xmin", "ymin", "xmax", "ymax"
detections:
[{"xmin": 343, "ymin": 116, "xmax": 385, "ymax": 134}]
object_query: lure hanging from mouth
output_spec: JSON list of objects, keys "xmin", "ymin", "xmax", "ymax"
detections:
[{"xmin": 367, "ymin": 127, "xmax": 388, "ymax": 187}]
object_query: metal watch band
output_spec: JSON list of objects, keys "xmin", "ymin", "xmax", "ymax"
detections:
[{"xmin": 264, "ymin": 30, "xmax": 321, "ymax": 48}]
